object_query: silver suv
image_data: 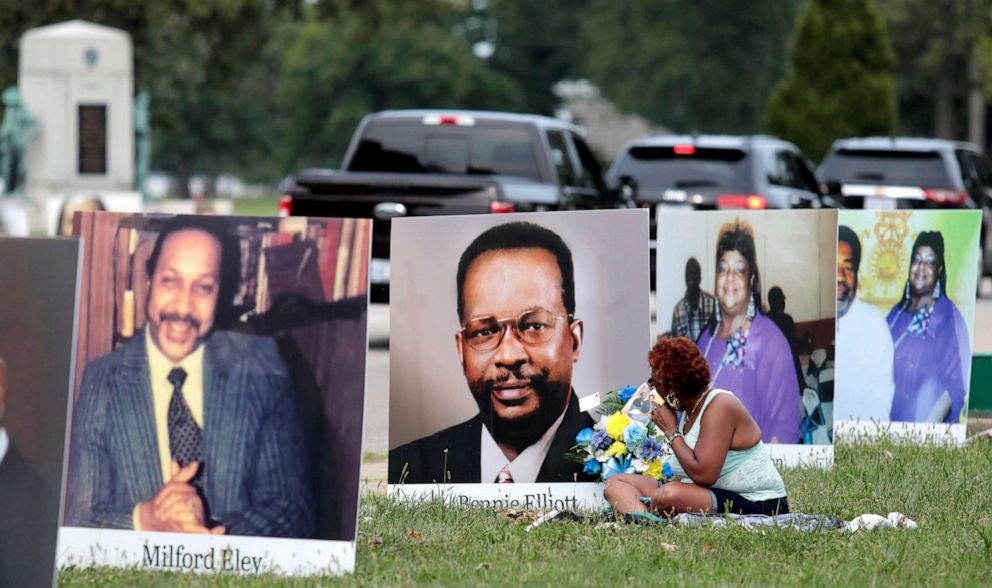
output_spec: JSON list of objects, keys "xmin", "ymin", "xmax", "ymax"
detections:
[{"xmin": 607, "ymin": 134, "xmax": 825, "ymax": 211}]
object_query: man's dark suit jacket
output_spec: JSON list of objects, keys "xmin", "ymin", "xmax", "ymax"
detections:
[
  {"xmin": 389, "ymin": 391, "xmax": 595, "ymax": 484},
  {"xmin": 65, "ymin": 329, "xmax": 315, "ymax": 538},
  {"xmin": 0, "ymin": 440, "xmax": 59, "ymax": 588}
]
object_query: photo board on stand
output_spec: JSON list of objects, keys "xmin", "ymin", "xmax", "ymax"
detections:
[
  {"xmin": 58, "ymin": 212, "xmax": 371, "ymax": 577},
  {"xmin": 388, "ymin": 209, "xmax": 651, "ymax": 509},
  {"xmin": 656, "ymin": 209, "xmax": 837, "ymax": 468},
  {"xmin": 834, "ymin": 209, "xmax": 980, "ymax": 444}
]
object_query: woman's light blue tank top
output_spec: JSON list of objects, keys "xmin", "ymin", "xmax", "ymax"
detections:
[{"xmin": 667, "ymin": 389, "xmax": 787, "ymax": 501}]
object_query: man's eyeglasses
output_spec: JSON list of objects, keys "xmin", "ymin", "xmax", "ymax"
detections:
[{"xmin": 459, "ymin": 307, "xmax": 573, "ymax": 351}]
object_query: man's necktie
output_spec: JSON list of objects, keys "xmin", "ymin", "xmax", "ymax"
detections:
[
  {"xmin": 495, "ymin": 465, "xmax": 514, "ymax": 483},
  {"xmin": 167, "ymin": 367, "xmax": 201, "ymax": 467}
]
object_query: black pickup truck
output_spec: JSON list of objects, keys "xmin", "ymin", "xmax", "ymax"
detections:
[{"xmin": 281, "ymin": 109, "xmax": 624, "ymax": 301}]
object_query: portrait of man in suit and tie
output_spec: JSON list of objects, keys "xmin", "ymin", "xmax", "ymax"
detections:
[
  {"xmin": 65, "ymin": 214, "xmax": 370, "ymax": 541},
  {"xmin": 388, "ymin": 213, "xmax": 650, "ymax": 486}
]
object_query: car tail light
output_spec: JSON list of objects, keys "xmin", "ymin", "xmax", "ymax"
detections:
[
  {"xmin": 673, "ymin": 144, "xmax": 696, "ymax": 155},
  {"xmin": 278, "ymin": 195, "xmax": 293, "ymax": 217},
  {"xmin": 422, "ymin": 114, "xmax": 476, "ymax": 126},
  {"xmin": 490, "ymin": 201, "xmax": 516, "ymax": 214},
  {"xmin": 924, "ymin": 188, "xmax": 967, "ymax": 205},
  {"xmin": 717, "ymin": 194, "xmax": 767, "ymax": 209}
]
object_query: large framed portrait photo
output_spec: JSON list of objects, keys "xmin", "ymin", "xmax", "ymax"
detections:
[
  {"xmin": 834, "ymin": 209, "xmax": 979, "ymax": 444},
  {"xmin": 58, "ymin": 212, "xmax": 370, "ymax": 576},
  {"xmin": 656, "ymin": 209, "xmax": 837, "ymax": 467},
  {"xmin": 388, "ymin": 209, "xmax": 651, "ymax": 508}
]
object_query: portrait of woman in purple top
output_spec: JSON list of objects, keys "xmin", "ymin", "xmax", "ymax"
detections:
[
  {"xmin": 695, "ymin": 220, "xmax": 801, "ymax": 444},
  {"xmin": 886, "ymin": 231, "xmax": 970, "ymax": 423}
]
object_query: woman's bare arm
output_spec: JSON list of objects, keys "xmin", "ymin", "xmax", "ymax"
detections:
[{"xmin": 654, "ymin": 395, "xmax": 737, "ymax": 486}]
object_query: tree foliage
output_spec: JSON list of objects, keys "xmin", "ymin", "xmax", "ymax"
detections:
[
  {"xmin": 0, "ymin": 0, "xmax": 295, "ymax": 195},
  {"xmin": 271, "ymin": 1, "xmax": 525, "ymax": 174},
  {"xmin": 582, "ymin": 0, "xmax": 801, "ymax": 134},
  {"xmin": 5, "ymin": 0, "xmax": 965, "ymax": 185},
  {"xmin": 478, "ymin": 0, "xmax": 590, "ymax": 115},
  {"xmin": 766, "ymin": 0, "xmax": 897, "ymax": 161},
  {"xmin": 878, "ymin": 0, "xmax": 992, "ymax": 142}
]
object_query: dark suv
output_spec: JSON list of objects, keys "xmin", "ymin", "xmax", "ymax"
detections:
[
  {"xmin": 284, "ymin": 110, "xmax": 622, "ymax": 302},
  {"xmin": 606, "ymin": 135, "xmax": 826, "ymax": 285},
  {"xmin": 817, "ymin": 137, "xmax": 992, "ymax": 278}
]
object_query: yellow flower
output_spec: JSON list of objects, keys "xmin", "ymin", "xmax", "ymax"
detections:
[
  {"xmin": 645, "ymin": 460, "xmax": 664, "ymax": 480},
  {"xmin": 605, "ymin": 412, "xmax": 631, "ymax": 440},
  {"xmin": 606, "ymin": 441, "xmax": 628, "ymax": 457}
]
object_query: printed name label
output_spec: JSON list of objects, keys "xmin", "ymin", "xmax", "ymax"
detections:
[{"xmin": 142, "ymin": 544, "xmax": 263, "ymax": 573}]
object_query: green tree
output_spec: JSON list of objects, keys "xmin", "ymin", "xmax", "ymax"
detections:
[
  {"xmin": 142, "ymin": 1, "xmax": 293, "ymax": 196},
  {"xmin": 478, "ymin": 0, "xmax": 590, "ymax": 115},
  {"xmin": 582, "ymin": 0, "xmax": 801, "ymax": 134},
  {"xmin": 272, "ymin": 3, "xmax": 525, "ymax": 173},
  {"xmin": 0, "ymin": 1, "xmax": 294, "ymax": 196},
  {"xmin": 879, "ymin": 0, "xmax": 992, "ymax": 148},
  {"xmin": 766, "ymin": 0, "xmax": 897, "ymax": 161}
]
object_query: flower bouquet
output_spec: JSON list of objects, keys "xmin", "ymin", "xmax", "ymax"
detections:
[{"xmin": 566, "ymin": 384, "xmax": 675, "ymax": 482}]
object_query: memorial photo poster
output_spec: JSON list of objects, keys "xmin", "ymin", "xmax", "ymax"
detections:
[
  {"xmin": 834, "ymin": 210, "xmax": 980, "ymax": 444},
  {"xmin": 0, "ymin": 237, "xmax": 82, "ymax": 588},
  {"xmin": 388, "ymin": 209, "xmax": 651, "ymax": 508},
  {"xmin": 656, "ymin": 209, "xmax": 837, "ymax": 467},
  {"xmin": 58, "ymin": 212, "xmax": 371, "ymax": 576}
]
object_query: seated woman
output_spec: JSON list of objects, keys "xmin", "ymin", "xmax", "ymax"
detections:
[{"xmin": 605, "ymin": 336, "xmax": 789, "ymax": 517}]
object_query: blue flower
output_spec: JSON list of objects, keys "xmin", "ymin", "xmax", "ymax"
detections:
[
  {"xmin": 590, "ymin": 430, "xmax": 613, "ymax": 451},
  {"xmin": 622, "ymin": 423, "xmax": 646, "ymax": 447},
  {"xmin": 639, "ymin": 437, "xmax": 663, "ymax": 461},
  {"xmin": 662, "ymin": 462, "xmax": 674, "ymax": 480},
  {"xmin": 575, "ymin": 427, "xmax": 595, "ymax": 445},
  {"xmin": 618, "ymin": 385, "xmax": 638, "ymax": 403},
  {"xmin": 583, "ymin": 459, "xmax": 602, "ymax": 476},
  {"xmin": 602, "ymin": 456, "xmax": 634, "ymax": 480}
]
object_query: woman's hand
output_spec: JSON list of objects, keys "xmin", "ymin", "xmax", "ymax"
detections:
[{"xmin": 650, "ymin": 401, "xmax": 678, "ymax": 438}]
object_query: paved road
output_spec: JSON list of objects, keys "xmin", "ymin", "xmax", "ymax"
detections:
[
  {"xmin": 365, "ymin": 304, "xmax": 390, "ymax": 457},
  {"xmin": 362, "ymin": 285, "xmax": 992, "ymax": 456}
]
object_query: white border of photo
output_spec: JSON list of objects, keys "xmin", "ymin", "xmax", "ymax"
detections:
[{"xmin": 57, "ymin": 528, "xmax": 356, "ymax": 577}]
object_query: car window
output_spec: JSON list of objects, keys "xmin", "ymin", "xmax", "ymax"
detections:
[
  {"xmin": 974, "ymin": 154, "xmax": 992, "ymax": 188},
  {"xmin": 957, "ymin": 150, "xmax": 992, "ymax": 188},
  {"xmin": 768, "ymin": 150, "xmax": 803, "ymax": 188},
  {"xmin": 546, "ymin": 130, "xmax": 578, "ymax": 187},
  {"xmin": 609, "ymin": 145, "xmax": 754, "ymax": 192},
  {"xmin": 791, "ymin": 153, "xmax": 822, "ymax": 193},
  {"xmin": 818, "ymin": 148, "xmax": 956, "ymax": 188},
  {"xmin": 570, "ymin": 134, "xmax": 607, "ymax": 193},
  {"xmin": 349, "ymin": 122, "xmax": 543, "ymax": 181}
]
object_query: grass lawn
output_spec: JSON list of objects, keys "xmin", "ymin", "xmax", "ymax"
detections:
[
  {"xmin": 59, "ymin": 440, "xmax": 992, "ymax": 586},
  {"xmin": 229, "ymin": 196, "xmax": 281, "ymax": 217}
]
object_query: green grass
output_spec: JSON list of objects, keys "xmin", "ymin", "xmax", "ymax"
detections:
[
  {"xmin": 362, "ymin": 451, "xmax": 388, "ymax": 463},
  {"xmin": 59, "ymin": 440, "xmax": 992, "ymax": 586},
  {"xmin": 229, "ymin": 196, "xmax": 281, "ymax": 217}
]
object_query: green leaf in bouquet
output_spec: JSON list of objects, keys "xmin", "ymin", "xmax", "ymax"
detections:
[{"xmin": 562, "ymin": 452, "xmax": 590, "ymax": 465}]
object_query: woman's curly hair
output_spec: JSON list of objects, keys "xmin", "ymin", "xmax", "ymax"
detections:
[{"xmin": 648, "ymin": 336, "xmax": 710, "ymax": 399}]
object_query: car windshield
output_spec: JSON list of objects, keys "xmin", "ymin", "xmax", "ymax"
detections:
[
  {"xmin": 348, "ymin": 121, "xmax": 543, "ymax": 181},
  {"xmin": 609, "ymin": 146, "xmax": 754, "ymax": 192},
  {"xmin": 818, "ymin": 149, "xmax": 956, "ymax": 188}
]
